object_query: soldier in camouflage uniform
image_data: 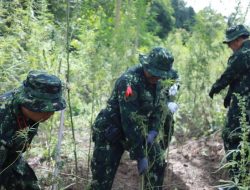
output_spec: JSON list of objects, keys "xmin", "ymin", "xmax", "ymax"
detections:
[
  {"xmin": 90, "ymin": 47, "xmax": 179, "ymax": 190},
  {"xmin": 209, "ymin": 25, "xmax": 250, "ymax": 189},
  {"xmin": 0, "ymin": 70, "xmax": 66, "ymax": 190}
]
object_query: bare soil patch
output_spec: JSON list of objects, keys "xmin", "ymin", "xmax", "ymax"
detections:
[{"xmin": 30, "ymin": 132, "xmax": 228, "ymax": 190}]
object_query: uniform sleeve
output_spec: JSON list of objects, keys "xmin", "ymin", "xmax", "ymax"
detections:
[
  {"xmin": 152, "ymin": 71, "xmax": 179, "ymax": 142},
  {"xmin": 148, "ymin": 106, "xmax": 162, "ymax": 133},
  {"xmin": 211, "ymin": 53, "xmax": 250, "ymax": 94},
  {"xmin": 0, "ymin": 107, "xmax": 9, "ymax": 169},
  {"xmin": 169, "ymin": 70, "xmax": 180, "ymax": 101},
  {"xmin": 0, "ymin": 140, "xmax": 8, "ymax": 169},
  {"xmin": 116, "ymin": 78, "xmax": 145, "ymax": 160}
]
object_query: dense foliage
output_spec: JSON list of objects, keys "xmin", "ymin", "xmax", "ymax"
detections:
[{"xmin": 0, "ymin": 0, "xmax": 249, "ymax": 189}]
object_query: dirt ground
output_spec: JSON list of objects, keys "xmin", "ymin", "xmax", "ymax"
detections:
[
  {"xmin": 111, "ymin": 132, "xmax": 227, "ymax": 190},
  {"xmin": 30, "ymin": 132, "xmax": 229, "ymax": 190}
]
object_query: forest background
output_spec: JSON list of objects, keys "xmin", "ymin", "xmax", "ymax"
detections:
[{"xmin": 0, "ymin": 0, "xmax": 249, "ymax": 189}]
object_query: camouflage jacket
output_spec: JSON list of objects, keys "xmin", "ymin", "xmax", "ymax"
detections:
[
  {"xmin": 0, "ymin": 89, "xmax": 39, "ymax": 168},
  {"xmin": 93, "ymin": 64, "xmax": 178, "ymax": 160},
  {"xmin": 211, "ymin": 40, "xmax": 250, "ymax": 107}
]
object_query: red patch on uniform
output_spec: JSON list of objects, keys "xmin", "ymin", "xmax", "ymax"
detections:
[{"xmin": 125, "ymin": 86, "xmax": 133, "ymax": 97}]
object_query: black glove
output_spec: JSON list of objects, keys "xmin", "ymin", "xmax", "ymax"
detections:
[{"xmin": 223, "ymin": 94, "xmax": 231, "ymax": 108}]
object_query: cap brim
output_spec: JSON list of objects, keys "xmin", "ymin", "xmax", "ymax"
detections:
[
  {"xmin": 223, "ymin": 32, "xmax": 250, "ymax": 43},
  {"xmin": 223, "ymin": 38, "xmax": 236, "ymax": 43},
  {"xmin": 223, "ymin": 39, "xmax": 230, "ymax": 44},
  {"xmin": 140, "ymin": 54, "xmax": 169, "ymax": 78},
  {"xmin": 22, "ymin": 98, "xmax": 66, "ymax": 112},
  {"xmin": 143, "ymin": 64, "xmax": 168, "ymax": 78},
  {"xmin": 17, "ymin": 86, "xmax": 66, "ymax": 112},
  {"xmin": 139, "ymin": 54, "xmax": 148, "ymax": 65}
]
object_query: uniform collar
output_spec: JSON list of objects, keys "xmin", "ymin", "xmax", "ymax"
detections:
[
  {"xmin": 11, "ymin": 90, "xmax": 37, "ymax": 127},
  {"xmin": 232, "ymin": 39, "xmax": 250, "ymax": 55},
  {"xmin": 10, "ymin": 89, "xmax": 23, "ymax": 118},
  {"xmin": 242, "ymin": 39, "xmax": 250, "ymax": 48}
]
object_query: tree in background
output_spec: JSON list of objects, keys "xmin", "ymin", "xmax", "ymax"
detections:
[
  {"xmin": 164, "ymin": 8, "xmax": 228, "ymax": 138},
  {"xmin": 171, "ymin": 0, "xmax": 196, "ymax": 31},
  {"xmin": 1, "ymin": 0, "xmax": 248, "ymax": 189},
  {"xmin": 147, "ymin": 0, "xmax": 175, "ymax": 38}
]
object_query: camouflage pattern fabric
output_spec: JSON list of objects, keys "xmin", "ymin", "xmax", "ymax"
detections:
[
  {"xmin": 210, "ymin": 40, "xmax": 250, "ymax": 179},
  {"xmin": 0, "ymin": 90, "xmax": 40, "ymax": 190},
  {"xmin": 223, "ymin": 24, "xmax": 250, "ymax": 43},
  {"xmin": 90, "ymin": 63, "xmax": 178, "ymax": 190},
  {"xmin": 140, "ymin": 47, "xmax": 174, "ymax": 78},
  {"xmin": 17, "ymin": 70, "xmax": 66, "ymax": 112},
  {"xmin": 0, "ymin": 70, "xmax": 65, "ymax": 189}
]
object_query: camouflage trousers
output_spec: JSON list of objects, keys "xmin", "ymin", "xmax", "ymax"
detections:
[
  {"xmin": 0, "ymin": 156, "xmax": 40, "ymax": 190},
  {"xmin": 222, "ymin": 106, "xmax": 250, "ymax": 180},
  {"xmin": 90, "ymin": 140, "xmax": 166, "ymax": 190}
]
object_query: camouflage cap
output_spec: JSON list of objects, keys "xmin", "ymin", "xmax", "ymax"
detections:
[
  {"xmin": 140, "ymin": 47, "xmax": 174, "ymax": 78},
  {"xmin": 223, "ymin": 24, "xmax": 250, "ymax": 43},
  {"xmin": 17, "ymin": 70, "xmax": 66, "ymax": 112}
]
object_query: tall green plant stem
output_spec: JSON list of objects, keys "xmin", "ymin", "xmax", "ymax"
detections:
[
  {"xmin": 52, "ymin": 110, "xmax": 65, "ymax": 190},
  {"xmin": 86, "ymin": 82, "xmax": 95, "ymax": 183},
  {"xmin": 66, "ymin": 0, "xmax": 78, "ymax": 181}
]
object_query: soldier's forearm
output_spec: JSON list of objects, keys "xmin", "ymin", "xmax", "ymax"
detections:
[{"xmin": 0, "ymin": 144, "xmax": 7, "ymax": 169}]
